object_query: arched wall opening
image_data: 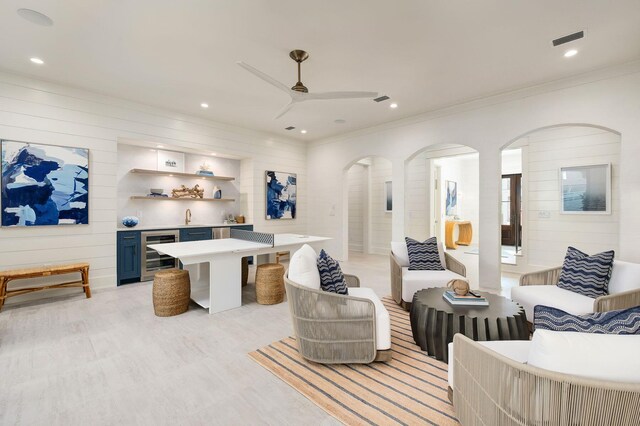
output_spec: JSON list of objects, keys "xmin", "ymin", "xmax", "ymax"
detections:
[
  {"xmin": 500, "ymin": 124, "xmax": 621, "ymax": 284},
  {"xmin": 404, "ymin": 143, "xmax": 480, "ymax": 287},
  {"xmin": 342, "ymin": 156, "xmax": 393, "ymax": 261}
]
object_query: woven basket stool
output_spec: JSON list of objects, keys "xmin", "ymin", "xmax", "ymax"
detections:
[
  {"xmin": 255, "ymin": 263, "xmax": 285, "ymax": 305},
  {"xmin": 242, "ymin": 257, "xmax": 249, "ymax": 287},
  {"xmin": 153, "ymin": 268, "xmax": 190, "ymax": 317}
]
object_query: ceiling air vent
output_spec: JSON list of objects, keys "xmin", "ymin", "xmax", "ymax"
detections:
[
  {"xmin": 373, "ymin": 95, "xmax": 390, "ymax": 103},
  {"xmin": 285, "ymin": 126, "xmax": 295, "ymax": 130},
  {"xmin": 552, "ymin": 31, "xmax": 584, "ymax": 47}
]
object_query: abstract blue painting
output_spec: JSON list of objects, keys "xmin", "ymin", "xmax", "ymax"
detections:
[
  {"xmin": 446, "ymin": 180, "xmax": 458, "ymax": 216},
  {"xmin": 266, "ymin": 170, "xmax": 296, "ymax": 220},
  {"xmin": 1, "ymin": 141, "xmax": 89, "ymax": 227}
]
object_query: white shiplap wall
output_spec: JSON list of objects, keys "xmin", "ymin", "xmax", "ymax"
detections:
[
  {"xmin": 347, "ymin": 164, "xmax": 366, "ymax": 252},
  {"xmin": 369, "ymin": 157, "xmax": 393, "ymax": 255},
  {"xmin": 0, "ymin": 71, "xmax": 306, "ymax": 302},
  {"xmin": 523, "ymin": 127, "xmax": 621, "ymax": 267}
]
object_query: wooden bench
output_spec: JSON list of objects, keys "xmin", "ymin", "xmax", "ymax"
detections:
[{"xmin": 0, "ymin": 263, "xmax": 90, "ymax": 312}]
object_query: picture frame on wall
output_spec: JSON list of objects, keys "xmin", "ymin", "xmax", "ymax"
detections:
[
  {"xmin": 385, "ymin": 180, "xmax": 393, "ymax": 212},
  {"xmin": 157, "ymin": 149, "xmax": 185, "ymax": 173},
  {"xmin": 446, "ymin": 180, "xmax": 458, "ymax": 216},
  {"xmin": 560, "ymin": 163, "xmax": 611, "ymax": 215},
  {"xmin": 266, "ymin": 170, "xmax": 297, "ymax": 220},
  {"xmin": 1, "ymin": 140, "xmax": 89, "ymax": 227}
]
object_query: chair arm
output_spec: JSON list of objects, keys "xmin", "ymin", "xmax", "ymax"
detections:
[
  {"xmin": 444, "ymin": 252, "xmax": 466, "ymax": 277},
  {"xmin": 390, "ymin": 252, "xmax": 403, "ymax": 305},
  {"xmin": 452, "ymin": 334, "xmax": 640, "ymax": 425},
  {"xmin": 594, "ymin": 288, "xmax": 640, "ymax": 312},
  {"xmin": 519, "ymin": 266, "xmax": 562, "ymax": 286},
  {"xmin": 344, "ymin": 274, "xmax": 360, "ymax": 288}
]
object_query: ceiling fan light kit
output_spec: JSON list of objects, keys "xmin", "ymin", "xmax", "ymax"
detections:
[{"xmin": 237, "ymin": 50, "xmax": 378, "ymax": 119}]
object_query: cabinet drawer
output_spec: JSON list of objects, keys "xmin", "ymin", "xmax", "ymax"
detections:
[{"xmin": 180, "ymin": 227, "xmax": 213, "ymax": 242}]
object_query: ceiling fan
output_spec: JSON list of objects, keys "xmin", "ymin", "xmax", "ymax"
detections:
[{"xmin": 237, "ymin": 50, "xmax": 378, "ymax": 119}]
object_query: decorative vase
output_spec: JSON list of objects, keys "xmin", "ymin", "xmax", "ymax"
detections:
[
  {"xmin": 122, "ymin": 216, "xmax": 139, "ymax": 228},
  {"xmin": 447, "ymin": 279, "xmax": 470, "ymax": 296},
  {"xmin": 213, "ymin": 186, "xmax": 222, "ymax": 199}
]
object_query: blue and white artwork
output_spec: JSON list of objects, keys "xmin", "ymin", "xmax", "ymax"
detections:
[
  {"xmin": 266, "ymin": 170, "xmax": 296, "ymax": 220},
  {"xmin": 1, "ymin": 141, "xmax": 89, "ymax": 227},
  {"xmin": 446, "ymin": 180, "xmax": 458, "ymax": 216},
  {"xmin": 560, "ymin": 164, "xmax": 611, "ymax": 214}
]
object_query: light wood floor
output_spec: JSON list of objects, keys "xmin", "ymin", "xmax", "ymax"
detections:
[{"xmin": 0, "ymin": 254, "xmax": 392, "ymax": 426}]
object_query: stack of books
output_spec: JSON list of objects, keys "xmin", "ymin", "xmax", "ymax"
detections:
[{"xmin": 443, "ymin": 290, "xmax": 489, "ymax": 307}]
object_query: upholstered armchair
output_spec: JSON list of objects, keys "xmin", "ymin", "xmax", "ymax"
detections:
[{"xmin": 284, "ymin": 272, "xmax": 392, "ymax": 364}]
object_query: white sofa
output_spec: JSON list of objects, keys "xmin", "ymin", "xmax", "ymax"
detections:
[
  {"xmin": 284, "ymin": 244, "xmax": 391, "ymax": 363},
  {"xmin": 511, "ymin": 260, "xmax": 640, "ymax": 324},
  {"xmin": 449, "ymin": 331, "xmax": 640, "ymax": 425},
  {"xmin": 390, "ymin": 240, "xmax": 466, "ymax": 310}
]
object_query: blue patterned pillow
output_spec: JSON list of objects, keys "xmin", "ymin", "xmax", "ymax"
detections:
[
  {"xmin": 405, "ymin": 237, "xmax": 444, "ymax": 271},
  {"xmin": 316, "ymin": 250, "xmax": 348, "ymax": 295},
  {"xmin": 556, "ymin": 246, "xmax": 614, "ymax": 298},
  {"xmin": 534, "ymin": 305, "xmax": 640, "ymax": 334}
]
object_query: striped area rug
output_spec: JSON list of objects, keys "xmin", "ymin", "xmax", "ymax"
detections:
[{"xmin": 249, "ymin": 296, "xmax": 459, "ymax": 425}]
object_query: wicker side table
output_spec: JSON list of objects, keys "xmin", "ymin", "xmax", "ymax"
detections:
[
  {"xmin": 255, "ymin": 263, "xmax": 285, "ymax": 305},
  {"xmin": 153, "ymin": 268, "xmax": 190, "ymax": 317}
]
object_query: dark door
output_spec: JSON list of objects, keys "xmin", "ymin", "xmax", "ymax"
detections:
[{"xmin": 501, "ymin": 174, "xmax": 522, "ymax": 247}]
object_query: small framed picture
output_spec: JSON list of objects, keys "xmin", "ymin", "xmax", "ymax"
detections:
[
  {"xmin": 157, "ymin": 149, "xmax": 185, "ymax": 173},
  {"xmin": 560, "ymin": 163, "xmax": 611, "ymax": 215},
  {"xmin": 385, "ymin": 181, "xmax": 393, "ymax": 212}
]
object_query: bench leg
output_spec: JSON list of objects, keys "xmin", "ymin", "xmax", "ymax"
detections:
[
  {"xmin": 0, "ymin": 277, "xmax": 6, "ymax": 312},
  {"xmin": 81, "ymin": 267, "xmax": 91, "ymax": 299}
]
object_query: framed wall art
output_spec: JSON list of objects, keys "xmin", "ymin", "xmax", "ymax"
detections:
[
  {"xmin": 560, "ymin": 163, "xmax": 611, "ymax": 214},
  {"xmin": 266, "ymin": 170, "xmax": 296, "ymax": 220},
  {"xmin": 1, "ymin": 140, "xmax": 89, "ymax": 227}
]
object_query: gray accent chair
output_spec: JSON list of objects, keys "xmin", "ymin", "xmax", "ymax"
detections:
[
  {"xmin": 284, "ymin": 272, "xmax": 392, "ymax": 364},
  {"xmin": 451, "ymin": 334, "xmax": 640, "ymax": 426}
]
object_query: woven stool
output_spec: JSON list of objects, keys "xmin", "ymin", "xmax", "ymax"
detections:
[
  {"xmin": 242, "ymin": 257, "xmax": 249, "ymax": 287},
  {"xmin": 255, "ymin": 263, "xmax": 285, "ymax": 305},
  {"xmin": 153, "ymin": 268, "xmax": 190, "ymax": 317}
]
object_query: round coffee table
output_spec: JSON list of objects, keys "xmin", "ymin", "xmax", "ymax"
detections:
[{"xmin": 409, "ymin": 288, "xmax": 528, "ymax": 363}]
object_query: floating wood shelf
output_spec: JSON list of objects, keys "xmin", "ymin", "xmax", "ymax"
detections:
[
  {"xmin": 129, "ymin": 168, "xmax": 235, "ymax": 181},
  {"xmin": 130, "ymin": 196, "xmax": 235, "ymax": 202}
]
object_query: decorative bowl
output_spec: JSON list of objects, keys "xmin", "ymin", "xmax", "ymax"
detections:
[{"xmin": 122, "ymin": 216, "xmax": 139, "ymax": 228}]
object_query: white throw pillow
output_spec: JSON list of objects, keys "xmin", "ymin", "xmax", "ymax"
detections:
[
  {"xmin": 528, "ymin": 330, "xmax": 640, "ymax": 383},
  {"xmin": 391, "ymin": 240, "xmax": 446, "ymax": 269},
  {"xmin": 608, "ymin": 260, "xmax": 640, "ymax": 294},
  {"xmin": 288, "ymin": 244, "xmax": 320, "ymax": 290}
]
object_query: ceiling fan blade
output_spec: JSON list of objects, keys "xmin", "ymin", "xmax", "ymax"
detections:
[
  {"xmin": 236, "ymin": 61, "xmax": 291, "ymax": 94},
  {"xmin": 274, "ymin": 101, "xmax": 296, "ymax": 120},
  {"xmin": 304, "ymin": 91, "xmax": 378, "ymax": 100}
]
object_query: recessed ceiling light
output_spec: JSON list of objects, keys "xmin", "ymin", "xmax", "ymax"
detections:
[
  {"xmin": 30, "ymin": 57, "xmax": 44, "ymax": 65},
  {"xmin": 156, "ymin": 144, "xmax": 164, "ymax": 148},
  {"xmin": 390, "ymin": 103, "xmax": 398, "ymax": 109},
  {"xmin": 564, "ymin": 49, "xmax": 578, "ymax": 58},
  {"xmin": 334, "ymin": 119, "xmax": 346, "ymax": 124},
  {"xmin": 200, "ymin": 103, "xmax": 209, "ymax": 108},
  {"xmin": 300, "ymin": 130, "xmax": 307, "ymax": 134},
  {"xmin": 17, "ymin": 9, "xmax": 53, "ymax": 26},
  {"xmin": 210, "ymin": 152, "xmax": 217, "ymax": 156}
]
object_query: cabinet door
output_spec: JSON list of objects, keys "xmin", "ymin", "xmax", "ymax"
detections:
[
  {"xmin": 180, "ymin": 227, "xmax": 213, "ymax": 242},
  {"xmin": 233, "ymin": 225, "xmax": 254, "ymax": 232},
  {"xmin": 117, "ymin": 232, "xmax": 141, "ymax": 284}
]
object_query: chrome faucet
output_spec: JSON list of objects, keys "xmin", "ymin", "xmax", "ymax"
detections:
[{"xmin": 185, "ymin": 208, "xmax": 192, "ymax": 225}]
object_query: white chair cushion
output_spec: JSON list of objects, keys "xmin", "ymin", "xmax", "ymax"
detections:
[
  {"xmin": 448, "ymin": 340, "xmax": 531, "ymax": 388},
  {"xmin": 391, "ymin": 240, "xmax": 446, "ymax": 269},
  {"xmin": 528, "ymin": 330, "xmax": 640, "ymax": 383},
  {"xmin": 288, "ymin": 244, "xmax": 320, "ymax": 290},
  {"xmin": 349, "ymin": 287, "xmax": 391, "ymax": 350},
  {"xmin": 401, "ymin": 268, "xmax": 465, "ymax": 303},
  {"xmin": 511, "ymin": 285, "xmax": 594, "ymax": 322},
  {"xmin": 609, "ymin": 260, "xmax": 640, "ymax": 294}
]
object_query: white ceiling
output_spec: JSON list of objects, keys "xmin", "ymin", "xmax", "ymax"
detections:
[{"xmin": 1, "ymin": 1, "xmax": 639, "ymax": 141}]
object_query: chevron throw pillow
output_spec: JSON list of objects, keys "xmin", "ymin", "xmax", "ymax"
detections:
[
  {"xmin": 534, "ymin": 305, "xmax": 640, "ymax": 335},
  {"xmin": 557, "ymin": 246, "xmax": 614, "ymax": 298},
  {"xmin": 317, "ymin": 250, "xmax": 348, "ymax": 295},
  {"xmin": 405, "ymin": 237, "xmax": 445, "ymax": 271}
]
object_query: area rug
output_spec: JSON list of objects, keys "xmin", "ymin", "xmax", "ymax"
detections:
[{"xmin": 249, "ymin": 296, "xmax": 459, "ymax": 426}]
